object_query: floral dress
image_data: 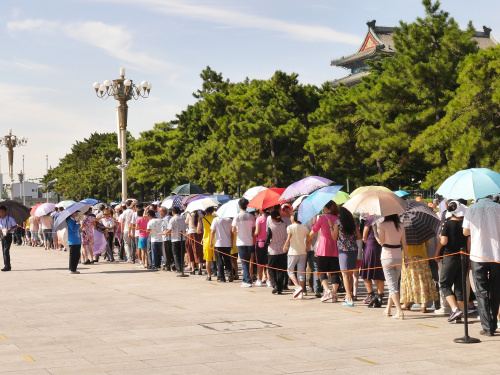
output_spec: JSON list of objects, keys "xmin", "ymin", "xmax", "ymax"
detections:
[{"xmin": 81, "ymin": 215, "xmax": 96, "ymax": 246}]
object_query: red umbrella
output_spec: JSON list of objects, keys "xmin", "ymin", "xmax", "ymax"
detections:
[
  {"xmin": 248, "ymin": 188, "xmax": 286, "ymax": 210},
  {"xmin": 30, "ymin": 202, "xmax": 44, "ymax": 216}
]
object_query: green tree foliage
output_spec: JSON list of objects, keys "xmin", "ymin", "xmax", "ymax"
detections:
[
  {"xmin": 46, "ymin": 132, "xmax": 135, "ymax": 201},
  {"xmin": 414, "ymin": 45, "xmax": 500, "ymax": 187}
]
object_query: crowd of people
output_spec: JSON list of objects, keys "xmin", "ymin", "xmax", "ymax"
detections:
[{"xmin": 1, "ymin": 193, "xmax": 500, "ymax": 334}]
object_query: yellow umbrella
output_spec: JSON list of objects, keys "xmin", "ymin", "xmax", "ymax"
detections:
[
  {"xmin": 350, "ymin": 186, "xmax": 392, "ymax": 197},
  {"xmin": 344, "ymin": 190, "xmax": 406, "ymax": 217}
]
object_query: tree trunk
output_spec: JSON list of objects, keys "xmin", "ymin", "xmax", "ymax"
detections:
[{"xmin": 376, "ymin": 159, "xmax": 385, "ymax": 176}]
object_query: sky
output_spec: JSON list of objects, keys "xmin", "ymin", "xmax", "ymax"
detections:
[{"xmin": 0, "ymin": 0, "xmax": 499, "ymax": 185}]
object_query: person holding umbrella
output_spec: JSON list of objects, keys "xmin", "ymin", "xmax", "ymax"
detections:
[
  {"xmin": 67, "ymin": 211, "xmax": 82, "ymax": 274},
  {"xmin": 0, "ymin": 206, "xmax": 18, "ymax": 272}
]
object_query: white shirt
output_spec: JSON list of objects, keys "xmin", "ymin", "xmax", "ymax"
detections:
[
  {"xmin": 463, "ymin": 198, "xmax": 500, "ymax": 263},
  {"xmin": 232, "ymin": 211, "xmax": 255, "ymax": 246},
  {"xmin": 147, "ymin": 218, "xmax": 163, "ymax": 243},
  {"xmin": 130, "ymin": 212, "xmax": 139, "ymax": 238},
  {"xmin": 286, "ymin": 223, "xmax": 309, "ymax": 256},
  {"xmin": 122, "ymin": 208, "xmax": 133, "ymax": 232},
  {"xmin": 168, "ymin": 215, "xmax": 186, "ymax": 242},
  {"xmin": 211, "ymin": 217, "xmax": 232, "ymax": 248},
  {"xmin": 102, "ymin": 218, "xmax": 115, "ymax": 231},
  {"xmin": 161, "ymin": 215, "xmax": 171, "ymax": 241}
]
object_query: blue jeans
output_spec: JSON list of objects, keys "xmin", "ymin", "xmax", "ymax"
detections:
[
  {"xmin": 151, "ymin": 242, "xmax": 163, "ymax": 269},
  {"xmin": 238, "ymin": 246, "xmax": 253, "ymax": 284},
  {"xmin": 307, "ymin": 251, "xmax": 321, "ymax": 293}
]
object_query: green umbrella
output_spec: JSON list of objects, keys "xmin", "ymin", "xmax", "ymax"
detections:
[
  {"xmin": 332, "ymin": 191, "xmax": 350, "ymax": 205},
  {"xmin": 172, "ymin": 183, "xmax": 208, "ymax": 196}
]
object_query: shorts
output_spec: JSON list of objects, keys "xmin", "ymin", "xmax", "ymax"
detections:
[
  {"xmin": 317, "ymin": 255, "xmax": 341, "ymax": 284},
  {"xmin": 138, "ymin": 237, "xmax": 148, "ymax": 249},
  {"xmin": 43, "ymin": 229, "xmax": 52, "ymax": 242},
  {"xmin": 203, "ymin": 244, "xmax": 215, "ymax": 262},
  {"xmin": 255, "ymin": 242, "xmax": 268, "ymax": 266},
  {"xmin": 32, "ymin": 232, "xmax": 39, "ymax": 241},
  {"xmin": 26, "ymin": 230, "xmax": 31, "ymax": 238}
]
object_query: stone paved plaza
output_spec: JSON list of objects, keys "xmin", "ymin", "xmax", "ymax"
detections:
[{"xmin": 0, "ymin": 245, "xmax": 499, "ymax": 375}]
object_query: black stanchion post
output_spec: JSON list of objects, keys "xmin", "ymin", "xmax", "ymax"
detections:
[
  {"xmin": 454, "ymin": 248, "xmax": 480, "ymax": 344},
  {"xmin": 177, "ymin": 234, "xmax": 189, "ymax": 278}
]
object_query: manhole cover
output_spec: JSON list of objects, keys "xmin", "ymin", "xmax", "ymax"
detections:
[{"xmin": 200, "ymin": 320, "xmax": 281, "ymax": 332}]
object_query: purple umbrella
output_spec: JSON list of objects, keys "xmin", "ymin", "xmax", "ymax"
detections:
[
  {"xmin": 161, "ymin": 195, "xmax": 183, "ymax": 209},
  {"xmin": 181, "ymin": 193, "xmax": 210, "ymax": 206},
  {"xmin": 280, "ymin": 176, "xmax": 334, "ymax": 201}
]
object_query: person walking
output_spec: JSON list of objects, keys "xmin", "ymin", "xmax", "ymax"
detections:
[
  {"xmin": 373, "ymin": 215, "xmax": 409, "ymax": 320},
  {"xmin": 198, "ymin": 206, "xmax": 216, "ymax": 281},
  {"xmin": 0, "ymin": 206, "xmax": 18, "ymax": 272},
  {"xmin": 147, "ymin": 209, "xmax": 163, "ymax": 270},
  {"xmin": 166, "ymin": 206, "xmax": 186, "ymax": 273},
  {"xmin": 232, "ymin": 198, "xmax": 256, "ymax": 287},
  {"xmin": 254, "ymin": 209, "xmax": 270, "ymax": 287},
  {"xmin": 283, "ymin": 210, "xmax": 310, "ymax": 299},
  {"xmin": 210, "ymin": 213, "xmax": 234, "ymax": 282},
  {"xmin": 463, "ymin": 194, "xmax": 500, "ymax": 336},
  {"xmin": 266, "ymin": 210, "xmax": 288, "ymax": 295},
  {"xmin": 66, "ymin": 211, "xmax": 82, "ymax": 274},
  {"xmin": 81, "ymin": 209, "xmax": 96, "ymax": 265},
  {"xmin": 40, "ymin": 213, "xmax": 53, "ymax": 250},
  {"xmin": 101, "ymin": 209, "xmax": 115, "ymax": 262},
  {"xmin": 332, "ymin": 206, "xmax": 362, "ymax": 307},
  {"xmin": 159, "ymin": 207, "xmax": 173, "ymax": 271},
  {"xmin": 360, "ymin": 215, "xmax": 385, "ymax": 307}
]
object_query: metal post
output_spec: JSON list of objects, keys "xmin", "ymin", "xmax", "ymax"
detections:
[
  {"xmin": 46, "ymin": 155, "xmax": 49, "ymax": 203},
  {"xmin": 117, "ymin": 102, "xmax": 128, "ymax": 202},
  {"xmin": 454, "ymin": 248, "xmax": 480, "ymax": 344},
  {"xmin": 22, "ymin": 155, "xmax": 25, "ymax": 206}
]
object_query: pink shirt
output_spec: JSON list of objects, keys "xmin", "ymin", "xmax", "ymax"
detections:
[
  {"xmin": 136, "ymin": 217, "xmax": 150, "ymax": 239},
  {"xmin": 312, "ymin": 214, "xmax": 339, "ymax": 257},
  {"xmin": 255, "ymin": 216, "xmax": 267, "ymax": 242}
]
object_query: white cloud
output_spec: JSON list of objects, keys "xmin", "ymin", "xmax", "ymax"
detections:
[
  {"xmin": 0, "ymin": 59, "xmax": 52, "ymax": 72},
  {"xmin": 6, "ymin": 19, "xmax": 171, "ymax": 72},
  {"xmin": 94, "ymin": 0, "xmax": 362, "ymax": 45}
]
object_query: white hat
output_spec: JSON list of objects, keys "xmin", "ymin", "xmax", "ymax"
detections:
[{"xmin": 445, "ymin": 200, "xmax": 467, "ymax": 219}]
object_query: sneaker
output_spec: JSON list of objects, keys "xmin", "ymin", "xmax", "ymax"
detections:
[
  {"xmin": 448, "ymin": 309, "xmax": 463, "ymax": 322},
  {"xmin": 241, "ymin": 282, "xmax": 252, "ymax": 288},
  {"xmin": 302, "ymin": 291, "xmax": 308, "ymax": 296},
  {"xmin": 293, "ymin": 286, "xmax": 303, "ymax": 298},
  {"xmin": 315, "ymin": 292, "xmax": 322, "ymax": 298},
  {"xmin": 255, "ymin": 280, "xmax": 262, "ymax": 287},
  {"xmin": 266, "ymin": 281, "xmax": 272, "ymax": 288},
  {"xmin": 69, "ymin": 271, "xmax": 80, "ymax": 274},
  {"xmin": 331, "ymin": 293, "xmax": 338, "ymax": 303},
  {"xmin": 468, "ymin": 305, "xmax": 478, "ymax": 313},
  {"xmin": 296, "ymin": 292, "xmax": 303, "ymax": 299},
  {"xmin": 342, "ymin": 301, "xmax": 354, "ymax": 307},
  {"xmin": 434, "ymin": 307, "xmax": 451, "ymax": 315},
  {"xmin": 321, "ymin": 291, "xmax": 332, "ymax": 303}
]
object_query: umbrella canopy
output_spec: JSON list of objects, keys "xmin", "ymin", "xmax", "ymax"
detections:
[
  {"xmin": 172, "ymin": 183, "xmax": 208, "ymax": 196},
  {"xmin": 242, "ymin": 186, "xmax": 268, "ymax": 201},
  {"xmin": 436, "ymin": 168, "xmax": 500, "ymax": 200},
  {"xmin": 332, "ymin": 191, "xmax": 350, "ymax": 205},
  {"xmin": 216, "ymin": 199, "xmax": 241, "ymax": 218},
  {"xmin": 400, "ymin": 200, "xmax": 441, "ymax": 246},
  {"xmin": 248, "ymin": 188, "xmax": 286, "ymax": 210},
  {"xmin": 186, "ymin": 197, "xmax": 220, "ymax": 213},
  {"xmin": 83, "ymin": 198, "xmax": 99, "ymax": 205},
  {"xmin": 292, "ymin": 195, "xmax": 309, "ymax": 210},
  {"xmin": 161, "ymin": 195, "xmax": 183, "ymax": 209},
  {"xmin": 181, "ymin": 194, "xmax": 209, "ymax": 206},
  {"xmin": 34, "ymin": 203, "xmax": 56, "ymax": 217},
  {"xmin": 344, "ymin": 190, "xmax": 406, "ymax": 217},
  {"xmin": 394, "ymin": 190, "xmax": 409, "ymax": 198},
  {"xmin": 280, "ymin": 176, "xmax": 333, "ymax": 201},
  {"xmin": 54, "ymin": 201, "xmax": 92, "ymax": 230},
  {"xmin": 55, "ymin": 200, "xmax": 76, "ymax": 209},
  {"xmin": 207, "ymin": 195, "xmax": 232, "ymax": 205},
  {"xmin": 350, "ymin": 186, "xmax": 393, "ymax": 197},
  {"xmin": 0, "ymin": 200, "xmax": 30, "ymax": 224},
  {"xmin": 30, "ymin": 202, "xmax": 44, "ymax": 216},
  {"xmin": 298, "ymin": 185, "xmax": 343, "ymax": 224}
]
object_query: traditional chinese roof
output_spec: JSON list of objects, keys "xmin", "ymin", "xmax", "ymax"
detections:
[{"xmin": 330, "ymin": 20, "xmax": 498, "ymax": 87}]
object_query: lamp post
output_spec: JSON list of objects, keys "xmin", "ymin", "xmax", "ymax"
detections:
[
  {"xmin": 93, "ymin": 67, "xmax": 151, "ymax": 202},
  {"xmin": 18, "ymin": 170, "xmax": 24, "ymax": 205},
  {"xmin": 0, "ymin": 129, "xmax": 28, "ymax": 200},
  {"xmin": 46, "ymin": 155, "xmax": 49, "ymax": 203},
  {"xmin": 22, "ymin": 155, "xmax": 25, "ymax": 206}
]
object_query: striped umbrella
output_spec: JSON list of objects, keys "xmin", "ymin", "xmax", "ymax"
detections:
[{"xmin": 400, "ymin": 200, "xmax": 440, "ymax": 246}]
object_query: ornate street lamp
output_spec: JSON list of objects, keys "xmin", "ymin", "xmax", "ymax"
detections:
[
  {"xmin": 18, "ymin": 170, "xmax": 24, "ymax": 205},
  {"xmin": 0, "ymin": 129, "xmax": 28, "ymax": 199},
  {"xmin": 93, "ymin": 67, "xmax": 151, "ymax": 201}
]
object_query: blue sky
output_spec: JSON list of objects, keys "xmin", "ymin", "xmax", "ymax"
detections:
[{"xmin": 0, "ymin": 0, "xmax": 499, "ymax": 184}]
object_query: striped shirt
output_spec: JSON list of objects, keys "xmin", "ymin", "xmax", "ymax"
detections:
[{"xmin": 268, "ymin": 221, "xmax": 288, "ymax": 255}]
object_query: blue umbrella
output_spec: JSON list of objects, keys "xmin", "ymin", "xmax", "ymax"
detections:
[
  {"xmin": 394, "ymin": 190, "xmax": 409, "ymax": 198},
  {"xmin": 436, "ymin": 168, "xmax": 500, "ymax": 200},
  {"xmin": 216, "ymin": 199, "xmax": 240, "ymax": 219},
  {"xmin": 298, "ymin": 185, "xmax": 343, "ymax": 224},
  {"xmin": 54, "ymin": 200, "xmax": 92, "ymax": 230},
  {"xmin": 207, "ymin": 195, "xmax": 232, "ymax": 205},
  {"xmin": 83, "ymin": 198, "xmax": 99, "ymax": 205}
]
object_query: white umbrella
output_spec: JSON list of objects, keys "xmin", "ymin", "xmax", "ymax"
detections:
[
  {"xmin": 186, "ymin": 197, "xmax": 219, "ymax": 213},
  {"xmin": 54, "ymin": 201, "xmax": 92, "ymax": 230},
  {"xmin": 292, "ymin": 195, "xmax": 309, "ymax": 210},
  {"xmin": 55, "ymin": 200, "xmax": 76, "ymax": 209},
  {"xmin": 343, "ymin": 190, "xmax": 407, "ymax": 217},
  {"xmin": 34, "ymin": 203, "xmax": 56, "ymax": 217},
  {"xmin": 216, "ymin": 199, "xmax": 240, "ymax": 218},
  {"xmin": 243, "ymin": 186, "xmax": 268, "ymax": 201}
]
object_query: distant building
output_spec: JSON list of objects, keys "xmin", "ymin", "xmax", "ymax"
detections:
[
  {"xmin": 331, "ymin": 20, "xmax": 498, "ymax": 87},
  {"xmin": 11, "ymin": 182, "xmax": 56, "ymax": 199}
]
